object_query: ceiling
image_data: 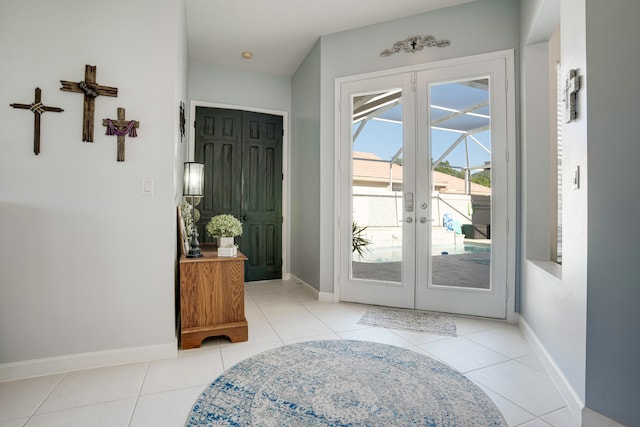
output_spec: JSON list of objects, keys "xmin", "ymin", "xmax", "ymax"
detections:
[{"xmin": 186, "ymin": 0, "xmax": 477, "ymax": 76}]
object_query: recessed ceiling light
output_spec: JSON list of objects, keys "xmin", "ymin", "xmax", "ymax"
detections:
[{"xmin": 241, "ymin": 51, "xmax": 253, "ymax": 59}]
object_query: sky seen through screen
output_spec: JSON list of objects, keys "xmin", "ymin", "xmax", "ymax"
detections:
[{"xmin": 352, "ymin": 118, "xmax": 491, "ymax": 170}]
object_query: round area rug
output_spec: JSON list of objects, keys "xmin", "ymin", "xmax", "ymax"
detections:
[{"xmin": 186, "ymin": 340, "xmax": 506, "ymax": 426}]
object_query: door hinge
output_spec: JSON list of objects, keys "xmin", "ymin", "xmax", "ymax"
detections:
[
  {"xmin": 193, "ymin": 120, "xmax": 196, "ymax": 129},
  {"xmin": 506, "ymin": 285, "xmax": 509, "ymax": 301},
  {"xmin": 282, "ymin": 129, "xmax": 284, "ymax": 137},
  {"xmin": 506, "ymin": 218, "xmax": 510, "ymax": 232}
]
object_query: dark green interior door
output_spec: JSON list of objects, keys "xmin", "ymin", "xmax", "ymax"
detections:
[{"xmin": 195, "ymin": 107, "xmax": 283, "ymax": 281}]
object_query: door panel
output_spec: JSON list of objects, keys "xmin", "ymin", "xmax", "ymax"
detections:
[
  {"xmin": 195, "ymin": 108, "xmax": 242, "ymax": 242},
  {"xmin": 240, "ymin": 111, "xmax": 283, "ymax": 281},
  {"xmin": 415, "ymin": 59, "xmax": 507, "ymax": 318},
  {"xmin": 339, "ymin": 74, "xmax": 416, "ymax": 309},
  {"xmin": 195, "ymin": 107, "xmax": 283, "ymax": 282}
]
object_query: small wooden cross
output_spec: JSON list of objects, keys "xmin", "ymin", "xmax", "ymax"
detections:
[
  {"xmin": 60, "ymin": 64, "xmax": 118, "ymax": 142},
  {"xmin": 102, "ymin": 107, "xmax": 139, "ymax": 162},
  {"xmin": 10, "ymin": 87, "xmax": 64, "ymax": 155}
]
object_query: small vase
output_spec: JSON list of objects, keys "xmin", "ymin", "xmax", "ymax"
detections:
[{"xmin": 218, "ymin": 236, "xmax": 234, "ymax": 248}]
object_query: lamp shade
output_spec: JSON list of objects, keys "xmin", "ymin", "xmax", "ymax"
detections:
[{"xmin": 183, "ymin": 162, "xmax": 204, "ymax": 196}]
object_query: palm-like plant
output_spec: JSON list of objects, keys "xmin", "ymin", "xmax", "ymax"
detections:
[{"xmin": 352, "ymin": 220, "xmax": 372, "ymax": 257}]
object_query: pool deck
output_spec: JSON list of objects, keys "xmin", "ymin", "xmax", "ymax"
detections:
[{"xmin": 352, "ymin": 241, "xmax": 491, "ymax": 289}]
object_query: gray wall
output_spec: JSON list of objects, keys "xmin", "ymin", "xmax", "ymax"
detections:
[
  {"xmin": 0, "ymin": 0, "xmax": 187, "ymax": 371},
  {"xmin": 188, "ymin": 62, "xmax": 291, "ymax": 114},
  {"xmin": 520, "ymin": 0, "xmax": 640, "ymax": 424},
  {"xmin": 584, "ymin": 1, "xmax": 640, "ymax": 424},
  {"xmin": 519, "ymin": 0, "xmax": 588, "ymax": 406},
  {"xmin": 314, "ymin": 0, "xmax": 520, "ymax": 293},
  {"xmin": 290, "ymin": 41, "xmax": 322, "ymax": 289}
]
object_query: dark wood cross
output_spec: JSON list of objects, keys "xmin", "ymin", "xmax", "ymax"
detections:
[
  {"xmin": 102, "ymin": 107, "xmax": 139, "ymax": 162},
  {"xmin": 60, "ymin": 64, "xmax": 118, "ymax": 142},
  {"xmin": 10, "ymin": 87, "xmax": 64, "ymax": 155}
]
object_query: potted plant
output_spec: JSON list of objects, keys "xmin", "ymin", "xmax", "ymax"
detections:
[{"xmin": 206, "ymin": 214, "xmax": 243, "ymax": 250}]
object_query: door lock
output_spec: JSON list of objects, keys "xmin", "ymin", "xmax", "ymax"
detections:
[{"xmin": 405, "ymin": 192, "xmax": 414, "ymax": 212}]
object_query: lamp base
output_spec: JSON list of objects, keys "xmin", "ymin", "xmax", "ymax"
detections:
[{"xmin": 186, "ymin": 248, "xmax": 203, "ymax": 258}]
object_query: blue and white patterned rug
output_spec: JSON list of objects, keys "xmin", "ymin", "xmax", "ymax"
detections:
[{"xmin": 186, "ymin": 340, "xmax": 506, "ymax": 426}]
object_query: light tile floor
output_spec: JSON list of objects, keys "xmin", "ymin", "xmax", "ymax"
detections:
[{"xmin": 0, "ymin": 279, "xmax": 579, "ymax": 427}]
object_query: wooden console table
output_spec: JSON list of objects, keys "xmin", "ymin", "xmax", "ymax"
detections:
[{"xmin": 179, "ymin": 249, "xmax": 248, "ymax": 349}]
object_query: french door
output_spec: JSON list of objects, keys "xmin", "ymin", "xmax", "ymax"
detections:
[{"xmin": 338, "ymin": 54, "xmax": 513, "ymax": 318}]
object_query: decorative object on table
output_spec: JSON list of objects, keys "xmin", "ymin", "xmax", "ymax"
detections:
[
  {"xmin": 179, "ymin": 198, "xmax": 202, "ymax": 255},
  {"xmin": 186, "ymin": 340, "xmax": 506, "ymax": 426},
  {"xmin": 206, "ymin": 214, "xmax": 243, "ymax": 257},
  {"xmin": 380, "ymin": 34, "xmax": 450, "ymax": 57},
  {"xmin": 183, "ymin": 162, "xmax": 205, "ymax": 258},
  {"xmin": 179, "ymin": 101, "xmax": 186, "ymax": 142},
  {"xmin": 10, "ymin": 87, "xmax": 64, "ymax": 155},
  {"xmin": 60, "ymin": 64, "xmax": 118, "ymax": 142},
  {"xmin": 357, "ymin": 306, "xmax": 457, "ymax": 336},
  {"xmin": 102, "ymin": 107, "xmax": 139, "ymax": 162},
  {"xmin": 563, "ymin": 68, "xmax": 581, "ymax": 123}
]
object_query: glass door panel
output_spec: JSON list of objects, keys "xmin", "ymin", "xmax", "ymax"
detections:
[
  {"xmin": 339, "ymin": 73, "xmax": 416, "ymax": 309},
  {"xmin": 351, "ymin": 89, "xmax": 403, "ymax": 283},
  {"xmin": 428, "ymin": 78, "xmax": 492, "ymax": 290}
]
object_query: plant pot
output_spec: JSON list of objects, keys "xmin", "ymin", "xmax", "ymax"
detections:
[{"xmin": 218, "ymin": 236, "xmax": 235, "ymax": 248}]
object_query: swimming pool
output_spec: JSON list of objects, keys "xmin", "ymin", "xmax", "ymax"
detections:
[{"xmin": 354, "ymin": 243, "xmax": 490, "ymax": 263}]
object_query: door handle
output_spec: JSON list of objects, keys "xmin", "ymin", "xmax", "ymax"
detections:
[
  {"xmin": 419, "ymin": 217, "xmax": 434, "ymax": 223},
  {"xmin": 404, "ymin": 217, "xmax": 413, "ymax": 224},
  {"xmin": 242, "ymin": 215, "xmax": 248, "ymax": 221}
]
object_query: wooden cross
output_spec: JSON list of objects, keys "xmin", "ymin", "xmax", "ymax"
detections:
[
  {"xmin": 102, "ymin": 107, "xmax": 139, "ymax": 162},
  {"xmin": 60, "ymin": 64, "xmax": 118, "ymax": 142},
  {"xmin": 10, "ymin": 87, "xmax": 64, "ymax": 155}
]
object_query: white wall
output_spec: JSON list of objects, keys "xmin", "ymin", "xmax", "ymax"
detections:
[
  {"xmin": 315, "ymin": 0, "xmax": 520, "ymax": 293},
  {"xmin": 0, "ymin": 0, "xmax": 186, "ymax": 378}
]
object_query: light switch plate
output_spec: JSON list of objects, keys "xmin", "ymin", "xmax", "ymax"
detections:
[{"xmin": 142, "ymin": 178, "xmax": 154, "ymax": 195}]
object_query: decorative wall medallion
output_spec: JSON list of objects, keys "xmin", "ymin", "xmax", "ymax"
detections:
[{"xmin": 380, "ymin": 35, "xmax": 450, "ymax": 57}]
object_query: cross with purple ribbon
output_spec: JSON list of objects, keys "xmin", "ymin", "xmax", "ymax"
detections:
[{"xmin": 102, "ymin": 107, "xmax": 139, "ymax": 162}]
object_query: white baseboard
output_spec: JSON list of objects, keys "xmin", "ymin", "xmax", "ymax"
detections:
[
  {"xmin": 288, "ymin": 274, "xmax": 334, "ymax": 302},
  {"xmin": 518, "ymin": 317, "xmax": 583, "ymax": 425},
  {"xmin": 582, "ymin": 407, "xmax": 627, "ymax": 427},
  {"xmin": 0, "ymin": 342, "xmax": 177, "ymax": 383},
  {"xmin": 318, "ymin": 291, "xmax": 335, "ymax": 302}
]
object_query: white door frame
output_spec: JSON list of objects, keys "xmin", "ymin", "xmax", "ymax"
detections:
[{"xmin": 333, "ymin": 50, "xmax": 517, "ymax": 322}]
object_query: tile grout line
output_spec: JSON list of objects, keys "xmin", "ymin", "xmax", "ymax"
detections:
[
  {"xmin": 126, "ymin": 362, "xmax": 151, "ymax": 427},
  {"xmin": 26, "ymin": 371, "xmax": 67, "ymax": 422}
]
